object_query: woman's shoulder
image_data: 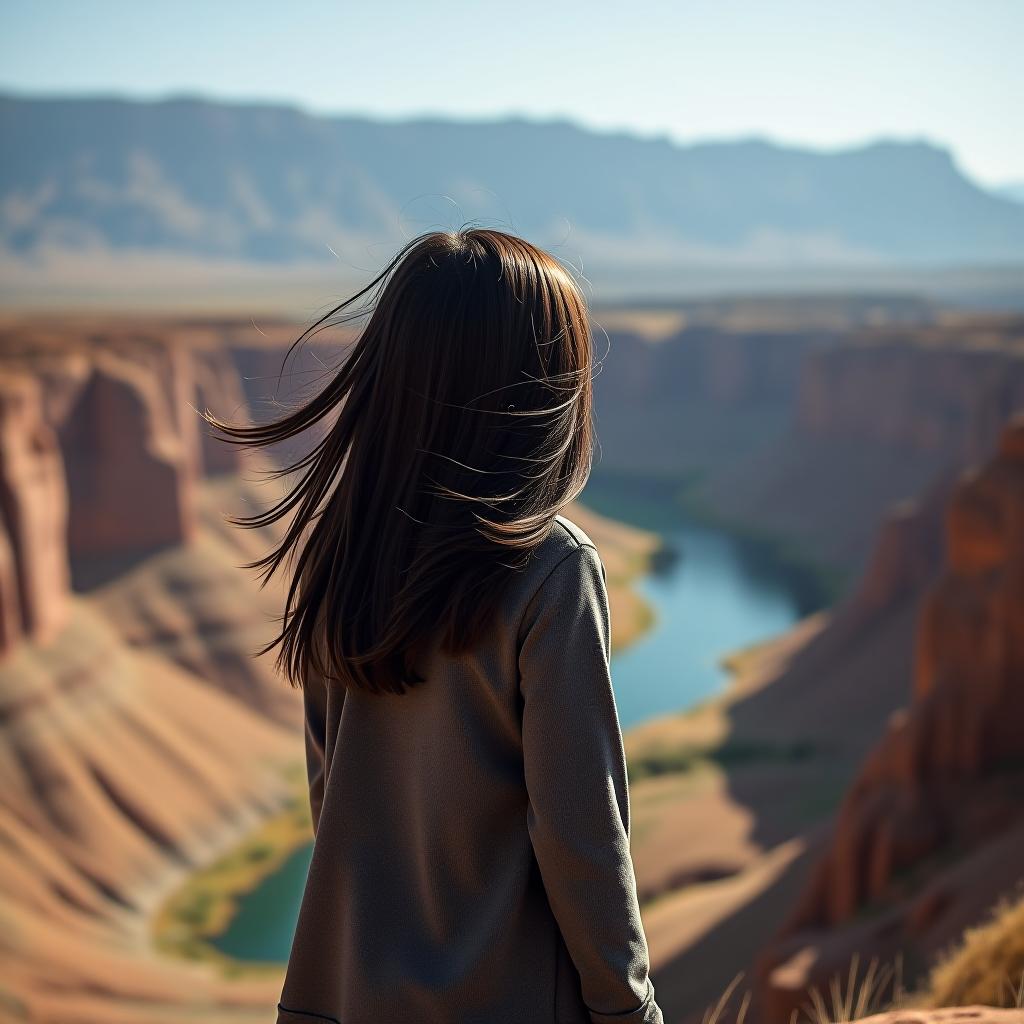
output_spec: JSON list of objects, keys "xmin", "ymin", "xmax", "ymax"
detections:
[
  {"xmin": 507, "ymin": 513, "xmax": 607, "ymax": 644},
  {"xmin": 532, "ymin": 513, "xmax": 600, "ymax": 575},
  {"xmin": 551, "ymin": 512, "xmax": 598, "ymax": 553},
  {"xmin": 514, "ymin": 513, "xmax": 603, "ymax": 606}
]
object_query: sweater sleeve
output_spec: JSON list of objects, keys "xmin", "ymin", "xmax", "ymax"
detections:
[
  {"xmin": 302, "ymin": 669, "xmax": 329, "ymax": 836},
  {"xmin": 518, "ymin": 542, "xmax": 663, "ymax": 1024}
]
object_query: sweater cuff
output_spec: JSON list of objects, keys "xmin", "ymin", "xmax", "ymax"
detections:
[{"xmin": 588, "ymin": 979, "xmax": 664, "ymax": 1024}]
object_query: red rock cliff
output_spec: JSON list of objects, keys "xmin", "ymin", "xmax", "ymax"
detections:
[
  {"xmin": 759, "ymin": 415, "xmax": 1024, "ymax": 1022},
  {"xmin": 60, "ymin": 351, "xmax": 198, "ymax": 556},
  {"xmin": 0, "ymin": 319, "xmax": 291, "ymax": 568},
  {"xmin": 0, "ymin": 374, "xmax": 70, "ymax": 653}
]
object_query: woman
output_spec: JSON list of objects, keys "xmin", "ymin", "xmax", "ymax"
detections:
[{"xmin": 214, "ymin": 229, "xmax": 663, "ymax": 1023}]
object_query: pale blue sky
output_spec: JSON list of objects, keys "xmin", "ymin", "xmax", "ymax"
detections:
[{"xmin": 2, "ymin": 0, "xmax": 1021, "ymax": 186}]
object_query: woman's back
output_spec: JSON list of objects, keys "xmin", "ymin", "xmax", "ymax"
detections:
[
  {"xmin": 210, "ymin": 228, "xmax": 662, "ymax": 1022},
  {"xmin": 277, "ymin": 514, "xmax": 662, "ymax": 1023}
]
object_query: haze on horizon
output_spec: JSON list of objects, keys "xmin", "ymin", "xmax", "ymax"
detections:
[{"xmin": 2, "ymin": 0, "xmax": 1022, "ymax": 189}]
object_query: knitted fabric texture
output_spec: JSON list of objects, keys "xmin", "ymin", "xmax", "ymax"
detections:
[{"xmin": 277, "ymin": 514, "xmax": 664, "ymax": 1024}]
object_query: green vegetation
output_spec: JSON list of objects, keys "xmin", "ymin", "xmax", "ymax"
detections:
[
  {"xmin": 151, "ymin": 761, "xmax": 312, "ymax": 972},
  {"xmin": 627, "ymin": 738, "xmax": 816, "ymax": 784},
  {"xmin": 0, "ymin": 987, "xmax": 29, "ymax": 1023}
]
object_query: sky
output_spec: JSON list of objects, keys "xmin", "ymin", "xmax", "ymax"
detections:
[{"xmin": 2, "ymin": 0, "xmax": 1022, "ymax": 187}]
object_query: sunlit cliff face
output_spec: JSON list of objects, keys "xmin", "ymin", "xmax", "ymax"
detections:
[{"xmin": 759, "ymin": 416, "xmax": 1024, "ymax": 1023}]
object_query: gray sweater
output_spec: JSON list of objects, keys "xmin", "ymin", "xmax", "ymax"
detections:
[{"xmin": 276, "ymin": 514, "xmax": 664, "ymax": 1024}]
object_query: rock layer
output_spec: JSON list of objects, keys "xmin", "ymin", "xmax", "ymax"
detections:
[
  {"xmin": 0, "ymin": 373, "xmax": 69, "ymax": 654},
  {"xmin": 0, "ymin": 599, "xmax": 299, "ymax": 1024},
  {"xmin": 759, "ymin": 416, "xmax": 1024, "ymax": 1023},
  {"xmin": 61, "ymin": 352, "xmax": 197, "ymax": 555}
]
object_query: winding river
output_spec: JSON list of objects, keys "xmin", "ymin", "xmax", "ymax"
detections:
[{"xmin": 211, "ymin": 477, "xmax": 824, "ymax": 962}]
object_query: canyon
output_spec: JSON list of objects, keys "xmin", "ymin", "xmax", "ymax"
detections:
[
  {"xmin": 1, "ymin": 304, "xmax": 1023, "ymax": 1022},
  {"xmin": 594, "ymin": 302, "xmax": 1024, "ymax": 574},
  {"xmin": 0, "ymin": 320, "xmax": 303, "ymax": 1022}
]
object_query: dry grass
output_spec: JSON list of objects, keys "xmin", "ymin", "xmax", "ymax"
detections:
[
  {"xmin": 700, "ymin": 894, "xmax": 1024, "ymax": 1024},
  {"xmin": 701, "ymin": 973, "xmax": 751, "ymax": 1024},
  {"xmin": 920, "ymin": 892, "xmax": 1024, "ymax": 1010},
  {"xmin": 695, "ymin": 957, "xmax": 904, "ymax": 1024},
  {"xmin": 798, "ymin": 955, "xmax": 905, "ymax": 1024}
]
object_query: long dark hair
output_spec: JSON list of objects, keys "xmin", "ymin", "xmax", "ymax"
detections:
[{"xmin": 209, "ymin": 229, "xmax": 596, "ymax": 694}]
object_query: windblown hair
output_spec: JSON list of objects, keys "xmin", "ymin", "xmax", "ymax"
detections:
[{"xmin": 210, "ymin": 228, "xmax": 596, "ymax": 694}]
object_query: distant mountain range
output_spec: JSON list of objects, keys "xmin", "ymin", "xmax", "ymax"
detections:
[
  {"xmin": 3, "ymin": 94, "xmax": 1024, "ymax": 274},
  {"xmin": 995, "ymin": 181, "xmax": 1024, "ymax": 205}
]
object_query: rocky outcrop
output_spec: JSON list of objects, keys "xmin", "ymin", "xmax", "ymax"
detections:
[
  {"xmin": 0, "ymin": 374, "xmax": 69, "ymax": 654},
  {"xmin": 842, "ymin": 482, "xmax": 948, "ymax": 626},
  {"xmin": 851, "ymin": 1010, "xmax": 1024, "ymax": 1024},
  {"xmin": 758, "ymin": 416, "xmax": 1024, "ymax": 1022},
  {"xmin": 60, "ymin": 352, "xmax": 197, "ymax": 556},
  {"xmin": 0, "ymin": 319, "xmax": 304, "ymax": 575}
]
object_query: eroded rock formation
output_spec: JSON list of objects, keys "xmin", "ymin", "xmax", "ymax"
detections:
[
  {"xmin": 0, "ymin": 318, "xmax": 314, "ymax": 576},
  {"xmin": 61, "ymin": 352, "xmax": 198, "ymax": 556},
  {"xmin": 759, "ymin": 416, "xmax": 1024, "ymax": 1023},
  {"xmin": 0, "ymin": 373, "xmax": 70, "ymax": 654}
]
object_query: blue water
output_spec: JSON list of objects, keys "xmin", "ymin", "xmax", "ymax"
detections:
[
  {"xmin": 210, "ymin": 486, "xmax": 816, "ymax": 962},
  {"xmin": 213, "ymin": 841, "xmax": 315, "ymax": 962},
  {"xmin": 611, "ymin": 521, "xmax": 802, "ymax": 728}
]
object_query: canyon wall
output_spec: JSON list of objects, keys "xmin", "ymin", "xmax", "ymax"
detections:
[
  {"xmin": 590, "ymin": 307, "xmax": 1024, "ymax": 581},
  {"xmin": 60, "ymin": 352, "xmax": 198, "ymax": 556},
  {"xmin": 705, "ymin": 315, "xmax": 1024, "ymax": 574},
  {"xmin": 758, "ymin": 416, "xmax": 1024, "ymax": 1023},
  {"xmin": 596, "ymin": 324, "xmax": 837, "ymax": 409},
  {"xmin": 591, "ymin": 321, "xmax": 835, "ymax": 493},
  {"xmin": 0, "ymin": 319, "xmax": 312, "ymax": 1022},
  {"xmin": 0, "ymin": 373, "xmax": 69, "ymax": 650},
  {"xmin": 0, "ymin": 319, "xmax": 312, "ymax": 595},
  {"xmin": 797, "ymin": 322, "xmax": 1024, "ymax": 463}
]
